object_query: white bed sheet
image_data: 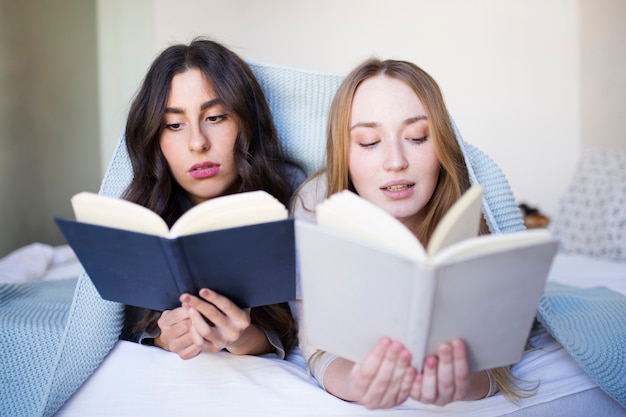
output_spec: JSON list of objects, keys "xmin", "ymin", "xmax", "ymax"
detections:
[{"xmin": 50, "ymin": 252, "xmax": 625, "ymax": 417}]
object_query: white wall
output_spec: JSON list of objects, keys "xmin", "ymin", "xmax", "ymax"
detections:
[
  {"xmin": 579, "ymin": 0, "xmax": 626, "ymax": 151},
  {"xmin": 96, "ymin": 0, "xmax": 155, "ymax": 173},
  {"xmin": 97, "ymin": 0, "xmax": 626, "ymax": 218},
  {"xmin": 0, "ymin": 0, "xmax": 100, "ymax": 256}
]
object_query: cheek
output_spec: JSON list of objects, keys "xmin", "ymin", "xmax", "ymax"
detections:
[
  {"xmin": 414, "ymin": 144, "xmax": 439, "ymax": 177},
  {"xmin": 159, "ymin": 138, "xmax": 178, "ymax": 168}
]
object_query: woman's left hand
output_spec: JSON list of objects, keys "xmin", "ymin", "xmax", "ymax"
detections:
[
  {"xmin": 180, "ymin": 288, "xmax": 269, "ymax": 355},
  {"xmin": 409, "ymin": 338, "xmax": 472, "ymax": 405}
]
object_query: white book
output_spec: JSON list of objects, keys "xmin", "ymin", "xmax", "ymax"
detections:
[{"xmin": 295, "ymin": 186, "xmax": 557, "ymax": 371}]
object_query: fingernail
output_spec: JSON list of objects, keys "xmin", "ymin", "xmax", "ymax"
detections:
[{"xmin": 440, "ymin": 345, "xmax": 451, "ymax": 357}]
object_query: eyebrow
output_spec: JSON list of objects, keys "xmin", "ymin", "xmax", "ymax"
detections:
[
  {"xmin": 164, "ymin": 98, "xmax": 222, "ymax": 114},
  {"xmin": 350, "ymin": 115, "xmax": 428, "ymax": 131}
]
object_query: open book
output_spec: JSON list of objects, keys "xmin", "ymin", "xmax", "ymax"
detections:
[
  {"xmin": 55, "ymin": 190, "xmax": 296, "ymax": 311},
  {"xmin": 295, "ymin": 186, "xmax": 557, "ymax": 372}
]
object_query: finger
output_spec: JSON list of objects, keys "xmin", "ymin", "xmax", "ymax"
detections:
[
  {"xmin": 383, "ymin": 348, "xmax": 414, "ymax": 408},
  {"xmin": 410, "ymin": 372, "xmax": 423, "ymax": 401},
  {"xmin": 418, "ymin": 355, "xmax": 438, "ymax": 403},
  {"xmin": 451, "ymin": 339, "xmax": 470, "ymax": 401},
  {"xmin": 200, "ymin": 288, "xmax": 250, "ymax": 327},
  {"xmin": 436, "ymin": 343, "xmax": 455, "ymax": 404},
  {"xmin": 177, "ymin": 344, "xmax": 202, "ymax": 360},
  {"xmin": 186, "ymin": 306, "xmax": 224, "ymax": 352},
  {"xmin": 157, "ymin": 307, "xmax": 190, "ymax": 337},
  {"xmin": 184, "ymin": 290, "xmax": 249, "ymax": 330},
  {"xmin": 349, "ymin": 337, "xmax": 390, "ymax": 401},
  {"xmin": 158, "ymin": 307, "xmax": 189, "ymax": 328},
  {"xmin": 397, "ymin": 363, "xmax": 417, "ymax": 405},
  {"xmin": 365, "ymin": 340, "xmax": 403, "ymax": 409}
]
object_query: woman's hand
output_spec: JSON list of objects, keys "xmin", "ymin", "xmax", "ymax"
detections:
[
  {"xmin": 410, "ymin": 339, "xmax": 470, "ymax": 405},
  {"xmin": 410, "ymin": 339, "xmax": 490, "ymax": 404},
  {"xmin": 322, "ymin": 338, "xmax": 488, "ymax": 409},
  {"xmin": 154, "ymin": 307, "xmax": 201, "ymax": 359},
  {"xmin": 324, "ymin": 337, "xmax": 418, "ymax": 409},
  {"xmin": 180, "ymin": 288, "xmax": 272, "ymax": 355}
]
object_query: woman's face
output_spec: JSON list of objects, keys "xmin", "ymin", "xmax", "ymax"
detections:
[
  {"xmin": 160, "ymin": 68, "xmax": 240, "ymax": 204},
  {"xmin": 348, "ymin": 75, "xmax": 440, "ymax": 231}
]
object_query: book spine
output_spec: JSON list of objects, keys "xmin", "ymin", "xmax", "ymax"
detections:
[
  {"xmin": 406, "ymin": 266, "xmax": 436, "ymax": 372},
  {"xmin": 159, "ymin": 238, "xmax": 195, "ymax": 296}
]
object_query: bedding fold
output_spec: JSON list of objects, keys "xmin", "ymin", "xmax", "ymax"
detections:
[{"xmin": 537, "ymin": 282, "xmax": 626, "ymax": 409}]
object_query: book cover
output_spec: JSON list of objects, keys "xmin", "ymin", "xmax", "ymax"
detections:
[
  {"xmin": 55, "ymin": 191, "xmax": 296, "ymax": 311},
  {"xmin": 295, "ymin": 187, "xmax": 558, "ymax": 371}
]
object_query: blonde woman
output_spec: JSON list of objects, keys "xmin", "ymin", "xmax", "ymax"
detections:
[{"xmin": 292, "ymin": 58, "xmax": 527, "ymax": 409}]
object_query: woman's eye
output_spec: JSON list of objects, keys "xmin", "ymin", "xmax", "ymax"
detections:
[
  {"xmin": 206, "ymin": 114, "xmax": 227, "ymax": 123},
  {"xmin": 165, "ymin": 123, "xmax": 182, "ymax": 131},
  {"xmin": 409, "ymin": 136, "xmax": 428, "ymax": 144},
  {"xmin": 359, "ymin": 141, "xmax": 380, "ymax": 148}
]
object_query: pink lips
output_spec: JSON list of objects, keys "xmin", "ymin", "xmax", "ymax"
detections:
[
  {"xmin": 188, "ymin": 161, "xmax": 220, "ymax": 179},
  {"xmin": 380, "ymin": 181, "xmax": 415, "ymax": 199}
]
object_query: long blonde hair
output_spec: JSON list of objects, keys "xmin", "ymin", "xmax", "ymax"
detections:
[
  {"xmin": 309, "ymin": 57, "xmax": 535, "ymax": 400},
  {"xmin": 324, "ymin": 58, "xmax": 486, "ymax": 246}
]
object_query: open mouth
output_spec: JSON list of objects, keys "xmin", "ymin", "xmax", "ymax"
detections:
[{"xmin": 383, "ymin": 184, "xmax": 412, "ymax": 191}]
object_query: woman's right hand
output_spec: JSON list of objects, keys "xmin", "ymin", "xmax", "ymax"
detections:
[
  {"xmin": 154, "ymin": 307, "xmax": 202, "ymax": 359},
  {"xmin": 323, "ymin": 337, "xmax": 417, "ymax": 409}
]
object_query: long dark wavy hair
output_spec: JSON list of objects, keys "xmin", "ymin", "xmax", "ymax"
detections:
[{"xmin": 123, "ymin": 37, "xmax": 297, "ymax": 354}]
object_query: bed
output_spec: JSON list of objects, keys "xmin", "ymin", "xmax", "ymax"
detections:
[{"xmin": 1, "ymin": 63, "xmax": 625, "ymax": 417}]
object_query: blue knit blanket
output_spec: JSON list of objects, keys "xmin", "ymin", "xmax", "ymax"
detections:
[
  {"xmin": 0, "ymin": 279, "xmax": 77, "ymax": 417},
  {"xmin": 537, "ymin": 282, "xmax": 626, "ymax": 408}
]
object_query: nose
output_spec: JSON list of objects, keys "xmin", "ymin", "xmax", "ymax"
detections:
[
  {"xmin": 383, "ymin": 139, "xmax": 408, "ymax": 171},
  {"xmin": 188, "ymin": 124, "xmax": 210, "ymax": 152}
]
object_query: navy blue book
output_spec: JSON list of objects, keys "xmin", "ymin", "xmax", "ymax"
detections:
[{"xmin": 54, "ymin": 191, "xmax": 296, "ymax": 311}]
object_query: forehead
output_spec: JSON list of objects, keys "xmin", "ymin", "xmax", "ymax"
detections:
[
  {"xmin": 167, "ymin": 68, "xmax": 216, "ymax": 104},
  {"xmin": 351, "ymin": 75, "xmax": 425, "ymax": 122}
]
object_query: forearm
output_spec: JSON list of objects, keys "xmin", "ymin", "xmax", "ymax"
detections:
[
  {"xmin": 321, "ymin": 356, "xmax": 359, "ymax": 401},
  {"xmin": 225, "ymin": 324, "xmax": 273, "ymax": 355}
]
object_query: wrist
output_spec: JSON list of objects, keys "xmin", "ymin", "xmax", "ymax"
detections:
[
  {"xmin": 226, "ymin": 324, "xmax": 272, "ymax": 355},
  {"xmin": 466, "ymin": 370, "xmax": 495, "ymax": 400}
]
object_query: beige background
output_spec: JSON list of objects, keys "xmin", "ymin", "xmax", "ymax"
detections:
[{"xmin": 1, "ymin": 0, "xmax": 625, "ymax": 256}]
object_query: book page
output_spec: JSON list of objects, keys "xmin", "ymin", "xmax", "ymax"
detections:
[
  {"xmin": 71, "ymin": 192, "xmax": 170, "ymax": 236},
  {"xmin": 169, "ymin": 190, "xmax": 287, "ymax": 237},
  {"xmin": 426, "ymin": 185, "xmax": 483, "ymax": 257},
  {"xmin": 316, "ymin": 190, "xmax": 426, "ymax": 262},
  {"xmin": 431, "ymin": 228, "xmax": 553, "ymax": 265}
]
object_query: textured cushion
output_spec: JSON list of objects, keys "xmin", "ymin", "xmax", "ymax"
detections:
[
  {"xmin": 248, "ymin": 62, "xmax": 344, "ymax": 177},
  {"xmin": 550, "ymin": 148, "xmax": 626, "ymax": 261},
  {"xmin": 537, "ymin": 282, "xmax": 626, "ymax": 408},
  {"xmin": 4, "ymin": 61, "xmax": 522, "ymax": 417}
]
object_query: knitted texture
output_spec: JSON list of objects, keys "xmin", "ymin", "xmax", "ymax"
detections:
[
  {"xmin": 1, "ymin": 61, "xmax": 524, "ymax": 416},
  {"xmin": 39, "ymin": 131, "xmax": 130, "ymax": 416},
  {"xmin": 549, "ymin": 148, "xmax": 626, "ymax": 261},
  {"xmin": 450, "ymin": 119, "xmax": 524, "ymax": 234},
  {"xmin": 537, "ymin": 282, "xmax": 626, "ymax": 408},
  {"xmin": 0, "ymin": 279, "xmax": 76, "ymax": 417},
  {"xmin": 248, "ymin": 62, "xmax": 344, "ymax": 177}
]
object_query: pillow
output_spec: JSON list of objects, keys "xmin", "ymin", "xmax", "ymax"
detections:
[{"xmin": 550, "ymin": 148, "xmax": 626, "ymax": 261}]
